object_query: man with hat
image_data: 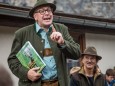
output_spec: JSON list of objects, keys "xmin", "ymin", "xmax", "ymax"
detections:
[
  {"xmin": 7, "ymin": 0, "xmax": 81, "ymax": 86},
  {"xmin": 70, "ymin": 46, "xmax": 106, "ymax": 86}
]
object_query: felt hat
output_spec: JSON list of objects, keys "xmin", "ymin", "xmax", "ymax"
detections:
[
  {"xmin": 29, "ymin": 0, "xmax": 56, "ymax": 18},
  {"xmin": 81, "ymin": 46, "xmax": 102, "ymax": 60}
]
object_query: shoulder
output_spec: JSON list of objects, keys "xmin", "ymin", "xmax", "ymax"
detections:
[
  {"xmin": 70, "ymin": 67, "xmax": 80, "ymax": 75},
  {"xmin": 53, "ymin": 22, "xmax": 66, "ymax": 26},
  {"xmin": 15, "ymin": 24, "xmax": 34, "ymax": 34},
  {"xmin": 70, "ymin": 67, "xmax": 81, "ymax": 82},
  {"xmin": 111, "ymin": 80, "xmax": 115, "ymax": 86},
  {"xmin": 53, "ymin": 22, "xmax": 68, "ymax": 30}
]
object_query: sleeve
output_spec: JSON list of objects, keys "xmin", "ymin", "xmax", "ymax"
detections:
[
  {"xmin": 58, "ymin": 24, "xmax": 81, "ymax": 60},
  {"xmin": 7, "ymin": 31, "xmax": 30, "ymax": 82}
]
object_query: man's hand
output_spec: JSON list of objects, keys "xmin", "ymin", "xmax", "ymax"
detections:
[
  {"xmin": 50, "ymin": 27, "xmax": 64, "ymax": 45},
  {"xmin": 27, "ymin": 67, "xmax": 42, "ymax": 81}
]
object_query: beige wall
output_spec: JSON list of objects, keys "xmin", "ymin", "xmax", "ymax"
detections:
[
  {"xmin": 0, "ymin": 26, "xmax": 19, "ymax": 86},
  {"xmin": 86, "ymin": 33, "xmax": 115, "ymax": 74}
]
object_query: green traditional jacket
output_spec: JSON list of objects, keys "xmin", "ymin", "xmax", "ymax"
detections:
[{"xmin": 8, "ymin": 22, "xmax": 81, "ymax": 86}]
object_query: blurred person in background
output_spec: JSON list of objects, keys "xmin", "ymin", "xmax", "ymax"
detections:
[
  {"xmin": 0, "ymin": 65, "xmax": 13, "ymax": 86},
  {"xmin": 105, "ymin": 68, "xmax": 115, "ymax": 86}
]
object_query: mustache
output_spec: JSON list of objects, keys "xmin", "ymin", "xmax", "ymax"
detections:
[{"xmin": 87, "ymin": 62, "xmax": 93, "ymax": 64}]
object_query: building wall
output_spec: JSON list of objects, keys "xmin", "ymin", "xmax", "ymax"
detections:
[
  {"xmin": 1, "ymin": 0, "xmax": 115, "ymax": 18},
  {"xmin": 86, "ymin": 33, "xmax": 115, "ymax": 74}
]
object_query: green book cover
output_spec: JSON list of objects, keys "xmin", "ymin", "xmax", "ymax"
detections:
[{"xmin": 16, "ymin": 41, "xmax": 46, "ymax": 73}]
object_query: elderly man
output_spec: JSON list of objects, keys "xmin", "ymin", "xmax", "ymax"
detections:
[
  {"xmin": 70, "ymin": 46, "xmax": 105, "ymax": 86},
  {"xmin": 7, "ymin": 0, "xmax": 81, "ymax": 86}
]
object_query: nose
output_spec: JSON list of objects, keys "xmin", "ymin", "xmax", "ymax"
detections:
[{"xmin": 45, "ymin": 11, "xmax": 49, "ymax": 14}]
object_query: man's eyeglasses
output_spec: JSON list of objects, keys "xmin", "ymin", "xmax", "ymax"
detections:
[{"xmin": 35, "ymin": 8, "xmax": 53, "ymax": 15}]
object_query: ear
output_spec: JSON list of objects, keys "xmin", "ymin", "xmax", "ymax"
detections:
[{"xmin": 33, "ymin": 13, "xmax": 37, "ymax": 21}]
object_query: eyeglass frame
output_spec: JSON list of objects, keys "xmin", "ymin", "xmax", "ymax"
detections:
[{"xmin": 34, "ymin": 8, "xmax": 53, "ymax": 15}]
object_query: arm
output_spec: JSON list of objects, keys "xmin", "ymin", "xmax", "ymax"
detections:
[
  {"xmin": 8, "ymin": 30, "xmax": 42, "ymax": 82},
  {"xmin": 7, "ymin": 31, "xmax": 30, "ymax": 81},
  {"xmin": 55, "ymin": 24, "xmax": 81, "ymax": 60}
]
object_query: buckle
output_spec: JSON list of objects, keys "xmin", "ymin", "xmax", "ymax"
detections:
[{"xmin": 43, "ymin": 48, "xmax": 53, "ymax": 57}]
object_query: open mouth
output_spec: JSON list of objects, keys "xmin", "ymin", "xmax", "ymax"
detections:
[{"xmin": 44, "ymin": 17, "xmax": 51, "ymax": 20}]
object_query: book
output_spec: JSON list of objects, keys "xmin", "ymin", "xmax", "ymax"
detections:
[{"xmin": 16, "ymin": 41, "xmax": 46, "ymax": 73}]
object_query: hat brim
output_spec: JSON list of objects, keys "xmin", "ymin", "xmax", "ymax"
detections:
[
  {"xmin": 29, "ymin": 3, "xmax": 56, "ymax": 18},
  {"xmin": 81, "ymin": 53, "xmax": 102, "ymax": 60}
]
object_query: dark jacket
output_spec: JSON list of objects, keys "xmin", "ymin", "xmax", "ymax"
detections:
[
  {"xmin": 8, "ymin": 23, "xmax": 81, "ymax": 86},
  {"xmin": 105, "ymin": 80, "xmax": 115, "ymax": 86},
  {"xmin": 70, "ymin": 67, "xmax": 105, "ymax": 86}
]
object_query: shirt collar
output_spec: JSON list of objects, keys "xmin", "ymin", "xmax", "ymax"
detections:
[
  {"xmin": 35, "ymin": 22, "xmax": 41, "ymax": 33},
  {"xmin": 35, "ymin": 22, "xmax": 52, "ymax": 33}
]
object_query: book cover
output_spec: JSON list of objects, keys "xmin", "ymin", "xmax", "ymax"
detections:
[{"xmin": 16, "ymin": 41, "xmax": 46, "ymax": 73}]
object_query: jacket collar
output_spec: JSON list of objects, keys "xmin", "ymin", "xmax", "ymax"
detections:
[
  {"xmin": 78, "ymin": 66, "xmax": 102, "ymax": 80},
  {"xmin": 35, "ymin": 22, "xmax": 52, "ymax": 33}
]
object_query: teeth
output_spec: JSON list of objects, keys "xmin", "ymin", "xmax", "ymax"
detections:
[{"xmin": 44, "ymin": 18, "xmax": 50, "ymax": 20}]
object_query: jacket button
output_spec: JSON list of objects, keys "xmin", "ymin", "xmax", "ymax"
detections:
[
  {"xmin": 40, "ymin": 51, "xmax": 42, "ymax": 53},
  {"xmin": 41, "ymin": 40, "xmax": 44, "ymax": 43}
]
